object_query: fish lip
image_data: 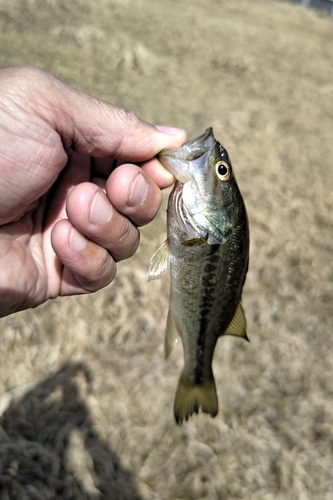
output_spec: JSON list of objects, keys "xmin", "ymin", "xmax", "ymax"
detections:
[
  {"xmin": 159, "ymin": 127, "xmax": 215, "ymax": 161},
  {"xmin": 158, "ymin": 128, "xmax": 216, "ymax": 182}
]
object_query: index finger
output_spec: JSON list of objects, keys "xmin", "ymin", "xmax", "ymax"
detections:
[{"xmin": 140, "ymin": 157, "xmax": 175, "ymax": 189}]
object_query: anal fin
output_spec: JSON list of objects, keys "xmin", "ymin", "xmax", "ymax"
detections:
[{"xmin": 224, "ymin": 300, "xmax": 249, "ymax": 341}]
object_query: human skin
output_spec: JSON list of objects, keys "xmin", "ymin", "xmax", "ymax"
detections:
[{"xmin": 0, "ymin": 65, "xmax": 187, "ymax": 317}]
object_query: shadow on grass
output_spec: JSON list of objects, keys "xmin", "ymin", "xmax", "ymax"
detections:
[{"xmin": 0, "ymin": 362, "xmax": 142, "ymax": 500}]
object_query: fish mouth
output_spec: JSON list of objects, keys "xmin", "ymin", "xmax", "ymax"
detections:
[
  {"xmin": 158, "ymin": 128, "xmax": 216, "ymax": 182},
  {"xmin": 163, "ymin": 127, "xmax": 215, "ymax": 160}
]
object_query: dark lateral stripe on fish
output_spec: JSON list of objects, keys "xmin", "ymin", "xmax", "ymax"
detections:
[{"xmin": 194, "ymin": 246, "xmax": 221, "ymax": 385}]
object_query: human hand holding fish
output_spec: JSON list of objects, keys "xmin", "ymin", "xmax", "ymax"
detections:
[
  {"xmin": 148, "ymin": 128, "xmax": 249, "ymax": 424},
  {"xmin": 0, "ymin": 65, "xmax": 186, "ymax": 317}
]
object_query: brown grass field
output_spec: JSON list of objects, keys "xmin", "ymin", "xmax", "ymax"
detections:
[{"xmin": 0, "ymin": 0, "xmax": 333, "ymax": 498}]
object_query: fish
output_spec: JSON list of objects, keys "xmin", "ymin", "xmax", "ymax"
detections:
[{"xmin": 147, "ymin": 127, "xmax": 249, "ymax": 424}]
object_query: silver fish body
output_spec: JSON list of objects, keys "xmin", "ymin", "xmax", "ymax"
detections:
[{"xmin": 148, "ymin": 128, "xmax": 249, "ymax": 424}]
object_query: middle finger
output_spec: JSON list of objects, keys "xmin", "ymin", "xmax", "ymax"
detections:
[{"xmin": 66, "ymin": 182, "xmax": 139, "ymax": 262}]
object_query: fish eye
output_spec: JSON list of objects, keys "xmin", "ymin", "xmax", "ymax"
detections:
[{"xmin": 215, "ymin": 161, "xmax": 231, "ymax": 181}]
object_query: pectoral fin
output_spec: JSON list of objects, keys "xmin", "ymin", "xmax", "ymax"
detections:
[
  {"xmin": 224, "ymin": 301, "xmax": 249, "ymax": 341},
  {"xmin": 182, "ymin": 237, "xmax": 207, "ymax": 247},
  {"xmin": 147, "ymin": 240, "xmax": 170, "ymax": 281}
]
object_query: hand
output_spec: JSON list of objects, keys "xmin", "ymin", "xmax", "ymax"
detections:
[{"xmin": 0, "ymin": 65, "xmax": 187, "ymax": 317}]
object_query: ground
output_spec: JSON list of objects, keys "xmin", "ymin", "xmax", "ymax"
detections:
[{"xmin": 0, "ymin": 0, "xmax": 333, "ymax": 498}]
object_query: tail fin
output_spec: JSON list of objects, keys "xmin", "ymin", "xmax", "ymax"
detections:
[{"xmin": 173, "ymin": 371, "xmax": 218, "ymax": 424}]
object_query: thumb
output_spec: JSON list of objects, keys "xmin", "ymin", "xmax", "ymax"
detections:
[
  {"xmin": 65, "ymin": 95, "xmax": 187, "ymax": 161},
  {"xmin": 26, "ymin": 66, "xmax": 187, "ymax": 161}
]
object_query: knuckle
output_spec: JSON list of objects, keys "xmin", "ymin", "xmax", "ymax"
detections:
[
  {"xmin": 117, "ymin": 218, "xmax": 137, "ymax": 245},
  {"xmin": 114, "ymin": 106, "xmax": 139, "ymax": 127},
  {"xmin": 79, "ymin": 256, "xmax": 116, "ymax": 292},
  {"xmin": 112, "ymin": 221, "xmax": 140, "ymax": 261}
]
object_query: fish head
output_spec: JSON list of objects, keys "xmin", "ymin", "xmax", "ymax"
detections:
[{"xmin": 158, "ymin": 128, "xmax": 243, "ymax": 244}]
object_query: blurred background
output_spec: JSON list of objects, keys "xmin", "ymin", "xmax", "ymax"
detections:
[
  {"xmin": 0, "ymin": 0, "xmax": 332, "ymax": 498},
  {"xmin": 298, "ymin": 0, "xmax": 333, "ymax": 15}
]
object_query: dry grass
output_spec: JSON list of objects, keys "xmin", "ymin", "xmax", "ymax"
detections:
[{"xmin": 1, "ymin": 0, "xmax": 333, "ymax": 498}]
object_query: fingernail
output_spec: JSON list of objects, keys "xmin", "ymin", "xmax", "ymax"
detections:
[
  {"xmin": 90, "ymin": 192, "xmax": 113, "ymax": 225},
  {"xmin": 128, "ymin": 173, "xmax": 149, "ymax": 207},
  {"xmin": 156, "ymin": 125, "xmax": 186, "ymax": 135},
  {"xmin": 70, "ymin": 228, "xmax": 87, "ymax": 252}
]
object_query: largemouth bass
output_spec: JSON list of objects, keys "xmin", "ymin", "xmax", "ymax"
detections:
[{"xmin": 148, "ymin": 128, "xmax": 249, "ymax": 424}]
